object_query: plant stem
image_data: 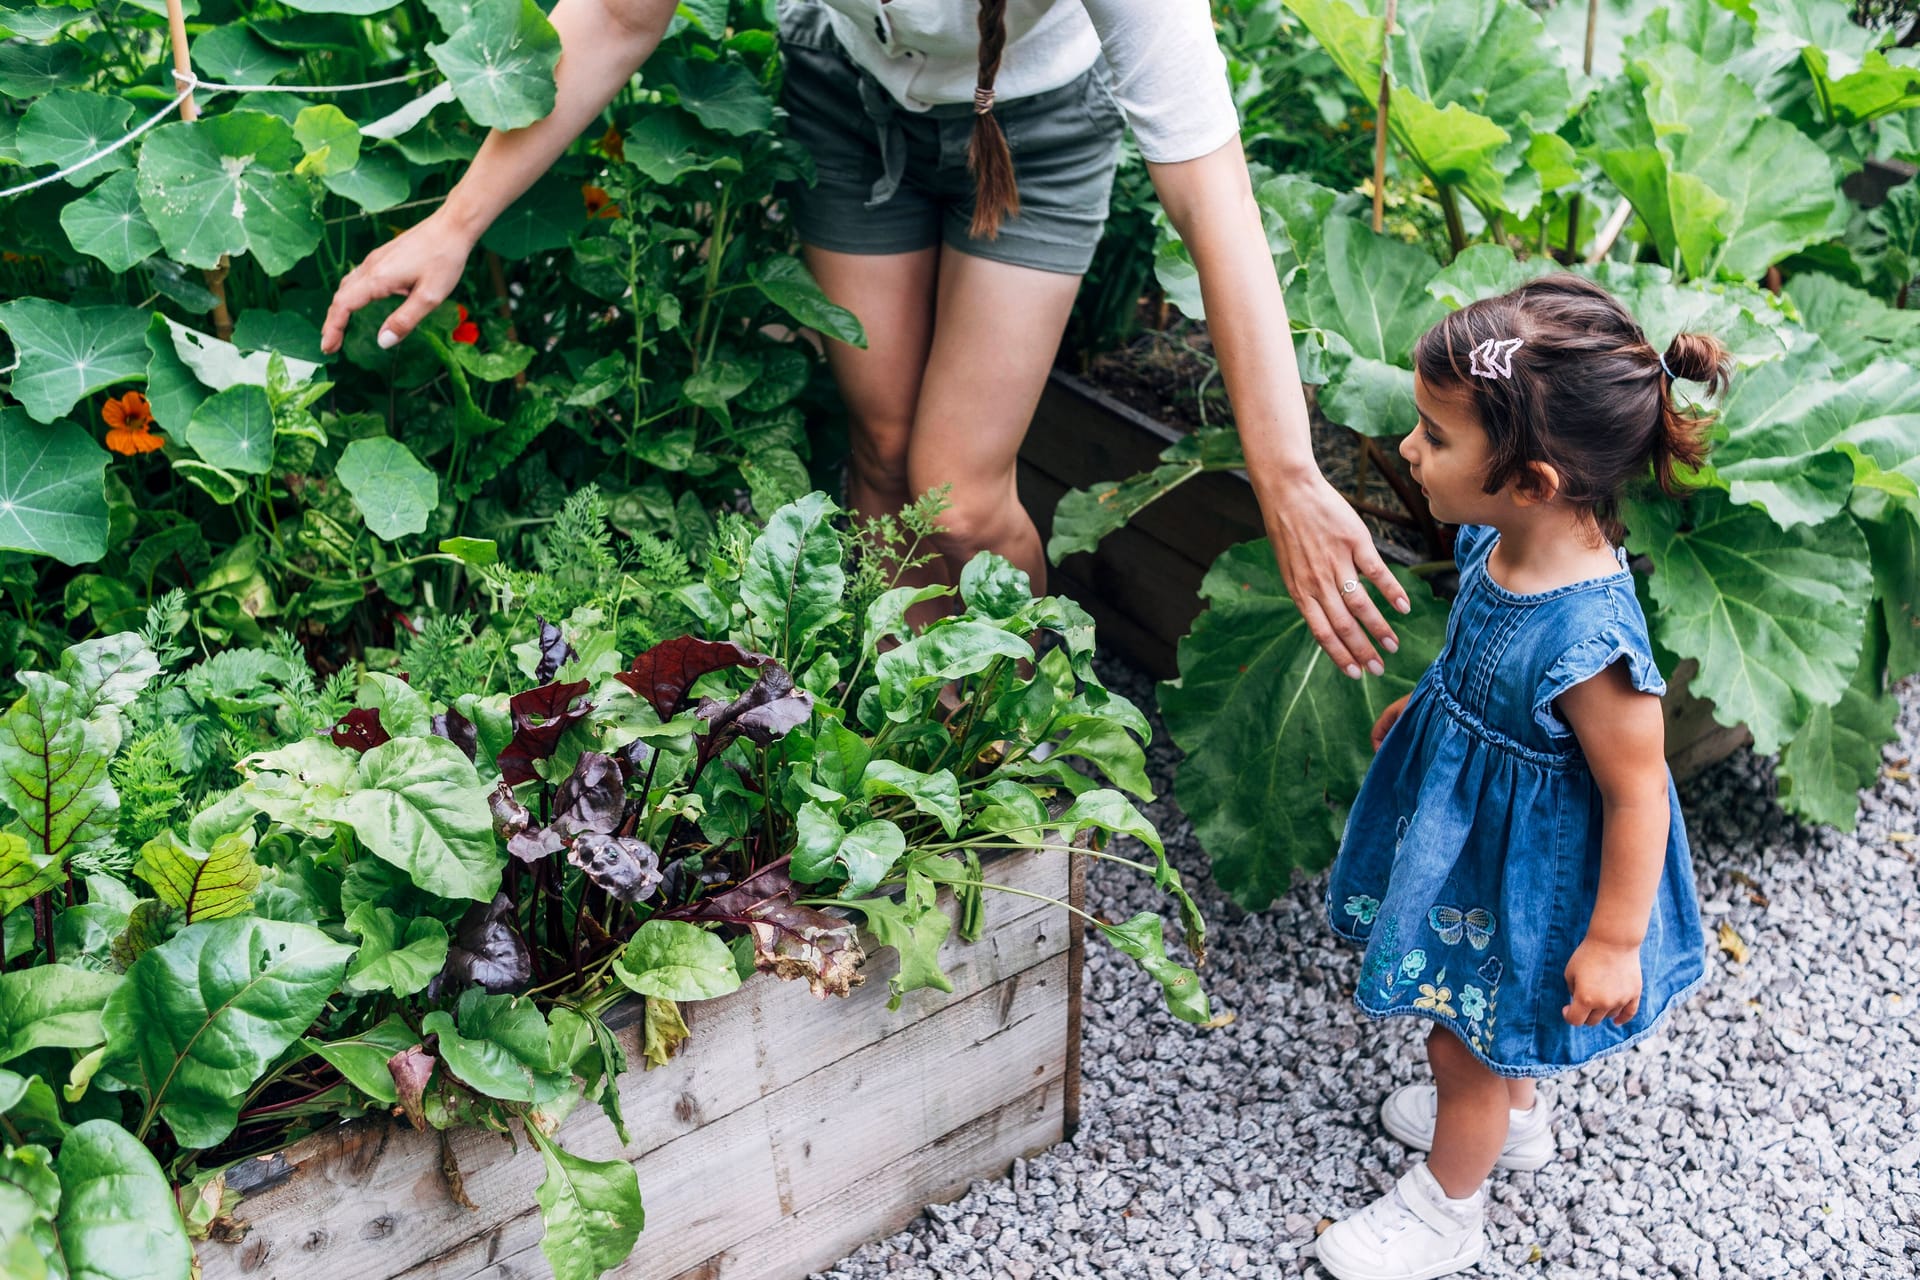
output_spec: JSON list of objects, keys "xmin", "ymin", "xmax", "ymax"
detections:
[{"xmin": 1372, "ymin": 0, "xmax": 1398, "ymax": 234}]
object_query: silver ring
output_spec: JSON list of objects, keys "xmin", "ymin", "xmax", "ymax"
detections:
[{"xmin": 1340, "ymin": 578, "xmax": 1360, "ymax": 595}]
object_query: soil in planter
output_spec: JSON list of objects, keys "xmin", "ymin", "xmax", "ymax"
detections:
[{"xmin": 1076, "ymin": 316, "xmax": 1431, "ymax": 563}]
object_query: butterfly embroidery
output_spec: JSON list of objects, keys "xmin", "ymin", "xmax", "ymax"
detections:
[
  {"xmin": 1429, "ymin": 905, "xmax": 1496, "ymax": 951},
  {"xmin": 1344, "ymin": 895, "xmax": 1381, "ymax": 925}
]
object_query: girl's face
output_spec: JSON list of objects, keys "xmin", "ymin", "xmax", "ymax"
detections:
[{"xmin": 1401, "ymin": 372, "xmax": 1503, "ymax": 527}]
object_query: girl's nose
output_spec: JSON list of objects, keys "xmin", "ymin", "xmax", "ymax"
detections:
[{"xmin": 1398, "ymin": 433, "xmax": 1418, "ymax": 463}]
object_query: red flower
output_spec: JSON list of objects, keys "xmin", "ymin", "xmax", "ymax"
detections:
[
  {"xmin": 103, "ymin": 391, "xmax": 164, "ymax": 455},
  {"xmin": 452, "ymin": 304, "xmax": 480, "ymax": 345},
  {"xmin": 582, "ymin": 184, "xmax": 620, "ymax": 220}
]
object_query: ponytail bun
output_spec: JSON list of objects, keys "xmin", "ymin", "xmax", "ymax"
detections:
[
  {"xmin": 1653, "ymin": 331, "xmax": 1730, "ymax": 495},
  {"xmin": 967, "ymin": 0, "xmax": 1019, "ymax": 239}
]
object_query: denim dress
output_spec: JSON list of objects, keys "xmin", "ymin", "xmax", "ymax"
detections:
[{"xmin": 1327, "ymin": 524, "xmax": 1706, "ymax": 1078}]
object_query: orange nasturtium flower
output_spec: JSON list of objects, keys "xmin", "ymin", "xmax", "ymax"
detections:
[
  {"xmin": 582, "ymin": 184, "xmax": 620, "ymax": 220},
  {"xmin": 595, "ymin": 123, "xmax": 625, "ymax": 163},
  {"xmin": 451, "ymin": 304, "xmax": 480, "ymax": 345},
  {"xmin": 102, "ymin": 391, "xmax": 164, "ymax": 455}
]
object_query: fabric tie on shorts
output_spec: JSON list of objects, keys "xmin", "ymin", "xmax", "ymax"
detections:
[{"xmin": 854, "ymin": 69, "xmax": 909, "ymax": 210}]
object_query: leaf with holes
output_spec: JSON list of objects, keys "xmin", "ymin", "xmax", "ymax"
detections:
[
  {"xmin": 0, "ymin": 299, "xmax": 149, "ymax": 425},
  {"xmin": 59, "ymin": 170, "xmax": 161, "ymax": 273},
  {"xmin": 185, "ymin": 384, "xmax": 275, "ymax": 477},
  {"xmin": 427, "ymin": 0, "xmax": 561, "ymax": 130},
  {"xmin": 0, "ymin": 409, "xmax": 109, "ymax": 565},
  {"xmin": 134, "ymin": 111, "xmax": 321, "ymax": 274},
  {"xmin": 335, "ymin": 436, "xmax": 438, "ymax": 539}
]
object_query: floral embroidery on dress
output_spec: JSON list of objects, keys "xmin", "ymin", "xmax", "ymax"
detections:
[
  {"xmin": 1415, "ymin": 981, "xmax": 1455, "ymax": 1016},
  {"xmin": 1429, "ymin": 904, "xmax": 1496, "ymax": 951},
  {"xmin": 1363, "ymin": 919, "xmax": 1402, "ymax": 1001},
  {"xmin": 1344, "ymin": 895, "xmax": 1381, "ymax": 927},
  {"xmin": 1458, "ymin": 985, "xmax": 1487, "ymax": 1022},
  {"xmin": 1400, "ymin": 949, "xmax": 1428, "ymax": 981}
]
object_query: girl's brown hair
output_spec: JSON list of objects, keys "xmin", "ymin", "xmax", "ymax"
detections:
[
  {"xmin": 969, "ymin": 0, "xmax": 1019, "ymax": 238},
  {"xmin": 1413, "ymin": 273, "xmax": 1731, "ymax": 530}
]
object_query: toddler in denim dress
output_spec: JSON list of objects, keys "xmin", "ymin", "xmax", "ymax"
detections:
[{"xmin": 1314, "ymin": 276, "xmax": 1719, "ymax": 1280}]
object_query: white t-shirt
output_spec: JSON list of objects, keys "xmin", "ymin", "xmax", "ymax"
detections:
[{"xmin": 811, "ymin": 0, "xmax": 1240, "ymax": 165}]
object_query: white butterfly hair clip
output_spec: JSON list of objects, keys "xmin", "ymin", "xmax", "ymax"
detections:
[{"xmin": 1468, "ymin": 336, "xmax": 1525, "ymax": 379}]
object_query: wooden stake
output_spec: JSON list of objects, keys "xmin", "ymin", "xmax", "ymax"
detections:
[
  {"xmin": 162, "ymin": 0, "xmax": 235, "ymax": 339},
  {"xmin": 1371, "ymin": 0, "xmax": 1398, "ymax": 233},
  {"xmin": 1585, "ymin": 198, "xmax": 1634, "ymax": 265},
  {"xmin": 1566, "ymin": 0, "xmax": 1599, "ymax": 261}
]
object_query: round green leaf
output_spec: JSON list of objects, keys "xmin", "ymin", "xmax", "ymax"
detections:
[
  {"xmin": 185, "ymin": 384, "xmax": 274, "ymax": 476},
  {"xmin": 190, "ymin": 23, "xmax": 300, "ymax": 84},
  {"xmin": 0, "ymin": 409, "xmax": 109, "ymax": 566},
  {"xmin": 0, "ymin": 299, "xmax": 149, "ymax": 424},
  {"xmin": 427, "ymin": 0, "xmax": 561, "ymax": 131},
  {"xmin": 623, "ymin": 110, "xmax": 739, "ymax": 185},
  {"xmin": 134, "ymin": 111, "xmax": 321, "ymax": 274},
  {"xmin": 478, "ymin": 174, "xmax": 583, "ymax": 259},
  {"xmin": 0, "ymin": 5, "xmax": 91, "ymax": 40},
  {"xmin": 54, "ymin": 1120, "xmax": 192, "ymax": 1280},
  {"xmin": 293, "ymin": 103, "xmax": 360, "ymax": 177},
  {"xmin": 15, "ymin": 90, "xmax": 133, "ymax": 187},
  {"xmin": 101, "ymin": 918, "xmax": 353, "ymax": 1149},
  {"xmin": 658, "ymin": 57, "xmax": 773, "ymax": 136},
  {"xmin": 335, "ymin": 436, "xmax": 438, "ymax": 539},
  {"xmin": 0, "ymin": 43, "xmax": 84, "ymax": 99},
  {"xmin": 59, "ymin": 170, "xmax": 161, "ymax": 272},
  {"xmin": 322, "ymin": 147, "xmax": 410, "ymax": 211},
  {"xmin": 614, "ymin": 920, "xmax": 742, "ymax": 1001},
  {"xmin": 320, "ymin": 736, "xmax": 503, "ymax": 901}
]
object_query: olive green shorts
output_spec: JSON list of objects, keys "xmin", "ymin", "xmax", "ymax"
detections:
[{"xmin": 778, "ymin": 1, "xmax": 1124, "ymax": 276}]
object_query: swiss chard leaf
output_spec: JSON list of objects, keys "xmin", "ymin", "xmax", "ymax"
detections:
[{"xmin": 528, "ymin": 1126, "xmax": 644, "ymax": 1280}]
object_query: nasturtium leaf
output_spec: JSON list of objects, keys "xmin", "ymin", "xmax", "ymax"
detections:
[
  {"xmin": 185, "ymin": 384, "xmax": 275, "ymax": 477},
  {"xmin": 427, "ymin": 0, "xmax": 561, "ymax": 130},
  {"xmin": 191, "ymin": 23, "xmax": 300, "ymax": 84},
  {"xmin": 292, "ymin": 104, "xmax": 361, "ymax": 177},
  {"xmin": 613, "ymin": 920, "xmax": 741, "ymax": 1001},
  {"xmin": 304, "ymin": 1015, "xmax": 417, "ymax": 1104},
  {"xmin": 155, "ymin": 314, "xmax": 321, "ymax": 391},
  {"xmin": 0, "ymin": 4, "xmax": 90, "ymax": 40},
  {"xmin": 277, "ymin": 0, "xmax": 404, "ymax": 13},
  {"xmin": 335, "ymin": 436, "xmax": 438, "ymax": 539},
  {"xmin": 59, "ymin": 170, "xmax": 161, "ymax": 272},
  {"xmin": 0, "ymin": 42, "xmax": 84, "ymax": 99},
  {"xmin": 1099, "ymin": 912, "xmax": 1211, "ymax": 1025},
  {"xmin": 478, "ymin": 174, "xmax": 582, "ymax": 259},
  {"xmin": 1776, "ymin": 604, "xmax": 1897, "ymax": 831},
  {"xmin": 320, "ymin": 736, "xmax": 502, "ymax": 902},
  {"xmin": 0, "ymin": 300, "xmax": 148, "ymax": 425},
  {"xmin": 529, "ymin": 1126, "xmax": 644, "ymax": 1280},
  {"xmin": 171, "ymin": 461, "xmax": 247, "ymax": 505},
  {"xmin": 54, "ymin": 1120, "xmax": 192, "ymax": 1280},
  {"xmin": 0, "ymin": 409, "xmax": 109, "ymax": 565},
  {"xmin": 134, "ymin": 111, "xmax": 322, "ymax": 274},
  {"xmin": 103, "ymin": 917, "xmax": 353, "ymax": 1149},
  {"xmin": 343, "ymin": 902, "xmax": 448, "ymax": 997},
  {"xmin": 750, "ymin": 258, "xmax": 867, "ymax": 348},
  {"xmin": 15, "ymin": 90, "xmax": 133, "ymax": 187},
  {"xmin": 658, "ymin": 56, "xmax": 773, "ymax": 135},
  {"xmin": 230, "ymin": 310, "xmax": 329, "ymax": 365},
  {"xmin": 742, "ymin": 491, "xmax": 847, "ymax": 661},
  {"xmin": 1161, "ymin": 550, "xmax": 1445, "ymax": 910},
  {"xmin": 131, "ymin": 829, "xmax": 261, "ymax": 923},
  {"xmin": 1626, "ymin": 491, "xmax": 1871, "ymax": 756},
  {"xmin": 322, "ymin": 147, "xmax": 411, "ymax": 211},
  {"xmin": 624, "ymin": 110, "xmax": 739, "ymax": 184},
  {"xmin": 0, "ymin": 965, "xmax": 121, "ymax": 1063}
]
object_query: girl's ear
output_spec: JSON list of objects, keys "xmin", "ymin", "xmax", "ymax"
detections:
[{"xmin": 1514, "ymin": 460, "xmax": 1561, "ymax": 505}]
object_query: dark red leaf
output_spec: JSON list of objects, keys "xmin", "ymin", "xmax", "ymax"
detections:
[
  {"xmin": 331, "ymin": 707, "xmax": 390, "ymax": 753},
  {"xmin": 488, "ymin": 782, "xmax": 531, "ymax": 841},
  {"xmin": 429, "ymin": 894, "xmax": 532, "ymax": 996},
  {"xmin": 615, "ymin": 636, "xmax": 769, "ymax": 721},
  {"xmin": 567, "ymin": 833, "xmax": 662, "ymax": 903},
  {"xmin": 670, "ymin": 860, "xmax": 864, "ymax": 997},
  {"xmin": 695, "ymin": 664, "xmax": 813, "ymax": 764},
  {"xmin": 532, "ymin": 615, "xmax": 575, "ymax": 684},
  {"xmin": 432, "ymin": 707, "xmax": 478, "ymax": 761},
  {"xmin": 388, "ymin": 1045, "xmax": 436, "ymax": 1131},
  {"xmin": 551, "ymin": 751, "xmax": 624, "ymax": 839},
  {"xmin": 496, "ymin": 679, "xmax": 593, "ymax": 785},
  {"xmin": 612, "ymin": 736, "xmax": 653, "ymax": 783}
]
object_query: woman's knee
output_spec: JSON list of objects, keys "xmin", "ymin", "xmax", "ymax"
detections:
[
  {"xmin": 846, "ymin": 413, "xmax": 913, "ymax": 505},
  {"xmin": 920, "ymin": 480, "xmax": 1030, "ymax": 562}
]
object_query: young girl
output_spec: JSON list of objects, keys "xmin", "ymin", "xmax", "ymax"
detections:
[{"xmin": 1316, "ymin": 275, "xmax": 1724, "ymax": 1280}]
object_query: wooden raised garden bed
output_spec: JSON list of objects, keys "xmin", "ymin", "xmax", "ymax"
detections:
[
  {"xmin": 1019, "ymin": 368, "xmax": 1750, "ymax": 781},
  {"xmin": 198, "ymin": 847, "xmax": 1084, "ymax": 1280}
]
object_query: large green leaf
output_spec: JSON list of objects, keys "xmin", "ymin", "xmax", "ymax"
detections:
[
  {"xmin": 742, "ymin": 491, "xmax": 846, "ymax": 662},
  {"xmin": 15, "ymin": 90, "xmax": 133, "ymax": 187},
  {"xmin": 342, "ymin": 902, "xmax": 447, "ymax": 997},
  {"xmin": 1710, "ymin": 360, "xmax": 1920, "ymax": 527},
  {"xmin": 1304, "ymin": 218, "xmax": 1444, "ymax": 436},
  {"xmin": 320, "ymin": 736, "xmax": 503, "ymax": 901},
  {"xmin": 624, "ymin": 110, "xmax": 739, "ymax": 185},
  {"xmin": 0, "ymin": 43, "xmax": 84, "ymax": 99},
  {"xmin": 158, "ymin": 313, "xmax": 320, "ymax": 391},
  {"xmin": 0, "ymin": 409, "xmax": 109, "ymax": 565},
  {"xmin": 478, "ymin": 174, "xmax": 582, "ymax": 259},
  {"xmin": 131, "ymin": 829, "xmax": 260, "ymax": 923},
  {"xmin": 1858, "ymin": 489, "xmax": 1920, "ymax": 680},
  {"xmin": 1749, "ymin": 0, "xmax": 1920, "ymax": 122},
  {"xmin": 103, "ymin": 917, "xmax": 352, "ymax": 1149},
  {"xmin": 1775, "ymin": 601, "xmax": 1898, "ymax": 831},
  {"xmin": 305, "ymin": 1015, "xmax": 417, "ymax": 1104},
  {"xmin": 53, "ymin": 1120, "xmax": 192, "ymax": 1280},
  {"xmin": 427, "ymin": 0, "xmax": 561, "ymax": 130},
  {"xmin": 658, "ymin": 56, "xmax": 773, "ymax": 136},
  {"xmin": 191, "ymin": 23, "xmax": 300, "ymax": 84},
  {"xmin": 58, "ymin": 170, "xmax": 161, "ymax": 273},
  {"xmin": 185, "ymin": 384, "xmax": 275, "ymax": 477},
  {"xmin": 750, "ymin": 258, "xmax": 866, "ymax": 348},
  {"xmin": 1160, "ymin": 548, "xmax": 1446, "ymax": 909},
  {"xmin": 1626, "ymin": 491, "xmax": 1871, "ymax": 755},
  {"xmin": 420, "ymin": 992, "xmax": 568, "ymax": 1103},
  {"xmin": 613, "ymin": 920, "xmax": 742, "ymax": 1001},
  {"xmin": 134, "ymin": 111, "xmax": 322, "ymax": 274},
  {"xmin": 335, "ymin": 436, "xmax": 438, "ymax": 539},
  {"xmin": 1784, "ymin": 273, "xmax": 1920, "ymax": 377},
  {"xmin": 1579, "ymin": 262, "xmax": 1790, "ymax": 367},
  {"xmin": 528, "ymin": 1126, "xmax": 644, "ymax": 1280},
  {"xmin": 0, "ymin": 300, "xmax": 149, "ymax": 425},
  {"xmin": 1585, "ymin": 43, "xmax": 1846, "ymax": 280},
  {"xmin": 1046, "ymin": 429, "xmax": 1246, "ymax": 562},
  {"xmin": 0, "ymin": 965, "xmax": 120, "ymax": 1063}
]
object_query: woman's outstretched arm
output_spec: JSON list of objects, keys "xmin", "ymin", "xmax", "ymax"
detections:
[
  {"xmin": 320, "ymin": 0, "xmax": 680, "ymax": 353},
  {"xmin": 1151, "ymin": 139, "xmax": 1410, "ymax": 676}
]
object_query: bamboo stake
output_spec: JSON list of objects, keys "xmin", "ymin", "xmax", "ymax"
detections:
[
  {"xmin": 1565, "ymin": 0, "xmax": 1599, "ymax": 260},
  {"xmin": 1585, "ymin": 198, "xmax": 1634, "ymax": 265},
  {"xmin": 162, "ymin": 0, "xmax": 235, "ymax": 339},
  {"xmin": 1371, "ymin": 0, "xmax": 1398, "ymax": 233}
]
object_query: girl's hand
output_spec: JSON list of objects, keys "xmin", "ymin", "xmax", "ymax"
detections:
[
  {"xmin": 1370, "ymin": 694, "xmax": 1411, "ymax": 751},
  {"xmin": 321, "ymin": 208, "xmax": 480, "ymax": 354},
  {"xmin": 1562, "ymin": 938, "xmax": 1642, "ymax": 1027},
  {"xmin": 1264, "ymin": 473, "xmax": 1409, "ymax": 679}
]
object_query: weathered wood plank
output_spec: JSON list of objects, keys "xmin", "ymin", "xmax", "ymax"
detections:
[{"xmin": 201, "ymin": 849, "xmax": 1076, "ymax": 1280}]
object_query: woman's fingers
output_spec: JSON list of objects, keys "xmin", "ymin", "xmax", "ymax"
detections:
[
  {"xmin": 320, "ymin": 263, "xmax": 397, "ymax": 354},
  {"xmin": 1321, "ymin": 581, "xmax": 1385, "ymax": 676},
  {"xmin": 1297, "ymin": 596, "xmax": 1362, "ymax": 678},
  {"xmin": 379, "ymin": 284, "xmax": 451, "ymax": 349}
]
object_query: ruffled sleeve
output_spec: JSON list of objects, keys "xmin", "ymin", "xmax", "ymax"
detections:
[
  {"xmin": 1450, "ymin": 524, "xmax": 1496, "ymax": 572},
  {"xmin": 1533, "ymin": 624, "xmax": 1669, "ymax": 737}
]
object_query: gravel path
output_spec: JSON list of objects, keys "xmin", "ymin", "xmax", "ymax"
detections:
[{"xmin": 819, "ymin": 661, "xmax": 1920, "ymax": 1280}]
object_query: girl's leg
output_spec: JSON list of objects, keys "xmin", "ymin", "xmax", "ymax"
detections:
[
  {"xmin": 1507, "ymin": 1078, "xmax": 1538, "ymax": 1112},
  {"xmin": 906, "ymin": 247, "xmax": 1084, "ymax": 593},
  {"xmin": 1426, "ymin": 1025, "xmax": 1511, "ymax": 1198}
]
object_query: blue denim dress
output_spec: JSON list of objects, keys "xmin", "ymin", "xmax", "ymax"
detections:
[{"xmin": 1327, "ymin": 524, "xmax": 1705, "ymax": 1078}]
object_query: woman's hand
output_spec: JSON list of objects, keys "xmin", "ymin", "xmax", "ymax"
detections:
[
  {"xmin": 1562, "ymin": 937, "xmax": 1642, "ymax": 1027},
  {"xmin": 1370, "ymin": 693, "xmax": 1411, "ymax": 751},
  {"xmin": 321, "ymin": 209, "xmax": 479, "ymax": 354},
  {"xmin": 1265, "ymin": 471, "xmax": 1410, "ymax": 678}
]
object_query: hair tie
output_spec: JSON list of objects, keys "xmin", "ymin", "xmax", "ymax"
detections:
[
  {"xmin": 973, "ymin": 85, "xmax": 996, "ymax": 115},
  {"xmin": 1659, "ymin": 352, "xmax": 1676, "ymax": 380}
]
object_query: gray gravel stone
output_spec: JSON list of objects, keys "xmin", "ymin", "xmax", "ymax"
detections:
[{"xmin": 815, "ymin": 664, "xmax": 1920, "ymax": 1279}]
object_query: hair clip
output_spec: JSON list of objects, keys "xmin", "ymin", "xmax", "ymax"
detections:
[{"xmin": 1469, "ymin": 337, "xmax": 1524, "ymax": 379}]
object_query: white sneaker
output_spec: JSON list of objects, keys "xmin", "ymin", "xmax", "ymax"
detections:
[
  {"xmin": 1379, "ymin": 1084, "xmax": 1555, "ymax": 1172},
  {"xmin": 1316, "ymin": 1163, "xmax": 1486, "ymax": 1280}
]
